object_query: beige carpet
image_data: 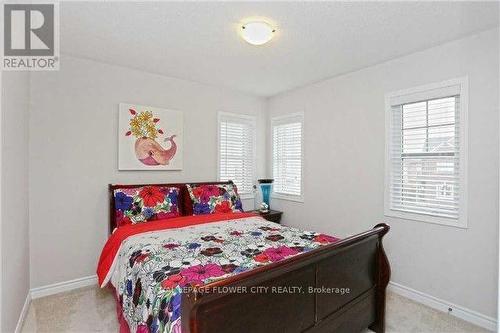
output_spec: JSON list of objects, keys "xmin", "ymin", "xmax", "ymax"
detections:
[{"xmin": 21, "ymin": 286, "xmax": 490, "ymax": 333}]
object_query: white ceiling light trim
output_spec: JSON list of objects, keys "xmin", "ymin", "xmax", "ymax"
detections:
[{"xmin": 240, "ymin": 21, "xmax": 276, "ymax": 46}]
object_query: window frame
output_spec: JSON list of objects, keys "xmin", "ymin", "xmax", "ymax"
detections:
[
  {"xmin": 384, "ymin": 77, "xmax": 468, "ymax": 228},
  {"xmin": 271, "ymin": 112, "xmax": 305, "ymax": 202},
  {"xmin": 217, "ymin": 111, "xmax": 257, "ymax": 199}
]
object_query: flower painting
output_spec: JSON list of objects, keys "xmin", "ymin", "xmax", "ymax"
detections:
[{"xmin": 119, "ymin": 103, "xmax": 183, "ymax": 170}]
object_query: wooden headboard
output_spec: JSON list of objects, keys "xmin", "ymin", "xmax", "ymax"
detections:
[{"xmin": 108, "ymin": 181, "xmax": 233, "ymax": 233}]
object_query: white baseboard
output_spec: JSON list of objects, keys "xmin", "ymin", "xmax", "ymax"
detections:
[
  {"xmin": 14, "ymin": 292, "xmax": 31, "ymax": 333},
  {"xmin": 15, "ymin": 275, "xmax": 98, "ymax": 332},
  {"xmin": 17, "ymin": 277, "xmax": 497, "ymax": 332},
  {"xmin": 30, "ymin": 275, "xmax": 98, "ymax": 299},
  {"xmin": 388, "ymin": 281, "xmax": 497, "ymax": 332}
]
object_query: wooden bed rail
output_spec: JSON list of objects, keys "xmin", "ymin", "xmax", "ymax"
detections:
[{"xmin": 182, "ymin": 223, "xmax": 390, "ymax": 333}]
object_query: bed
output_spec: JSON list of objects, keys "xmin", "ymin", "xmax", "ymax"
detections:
[{"xmin": 98, "ymin": 181, "xmax": 390, "ymax": 333}]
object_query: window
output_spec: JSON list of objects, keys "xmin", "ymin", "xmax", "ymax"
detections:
[
  {"xmin": 218, "ymin": 112, "xmax": 256, "ymax": 197},
  {"xmin": 272, "ymin": 113, "xmax": 304, "ymax": 200},
  {"xmin": 385, "ymin": 78, "xmax": 468, "ymax": 228}
]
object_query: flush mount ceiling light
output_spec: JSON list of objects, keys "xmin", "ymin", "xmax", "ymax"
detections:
[{"xmin": 240, "ymin": 21, "xmax": 276, "ymax": 46}]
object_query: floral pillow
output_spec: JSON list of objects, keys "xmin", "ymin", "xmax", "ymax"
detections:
[
  {"xmin": 186, "ymin": 183, "xmax": 243, "ymax": 215},
  {"xmin": 114, "ymin": 186, "xmax": 179, "ymax": 226}
]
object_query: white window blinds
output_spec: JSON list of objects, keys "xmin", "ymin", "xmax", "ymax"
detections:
[
  {"xmin": 272, "ymin": 114, "xmax": 303, "ymax": 198},
  {"xmin": 386, "ymin": 79, "xmax": 467, "ymax": 227},
  {"xmin": 218, "ymin": 113, "xmax": 255, "ymax": 195}
]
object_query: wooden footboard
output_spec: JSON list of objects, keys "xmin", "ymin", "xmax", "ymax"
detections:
[{"xmin": 181, "ymin": 223, "xmax": 390, "ymax": 333}]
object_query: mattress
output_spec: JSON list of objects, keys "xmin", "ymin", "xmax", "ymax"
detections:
[{"xmin": 97, "ymin": 213, "xmax": 339, "ymax": 333}]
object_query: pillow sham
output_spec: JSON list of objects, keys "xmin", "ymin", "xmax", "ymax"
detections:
[
  {"xmin": 186, "ymin": 183, "xmax": 243, "ymax": 215},
  {"xmin": 114, "ymin": 186, "xmax": 180, "ymax": 226}
]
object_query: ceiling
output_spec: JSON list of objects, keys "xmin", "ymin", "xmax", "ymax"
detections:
[{"xmin": 60, "ymin": 2, "xmax": 499, "ymax": 97}]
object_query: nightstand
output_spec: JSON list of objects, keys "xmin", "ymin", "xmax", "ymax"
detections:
[{"xmin": 249, "ymin": 210, "xmax": 283, "ymax": 224}]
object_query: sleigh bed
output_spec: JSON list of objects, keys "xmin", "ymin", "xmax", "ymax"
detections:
[{"xmin": 98, "ymin": 181, "xmax": 390, "ymax": 333}]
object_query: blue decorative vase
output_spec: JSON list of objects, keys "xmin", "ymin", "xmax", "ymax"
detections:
[{"xmin": 258, "ymin": 179, "xmax": 274, "ymax": 210}]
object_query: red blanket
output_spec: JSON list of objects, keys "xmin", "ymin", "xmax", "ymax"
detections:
[{"xmin": 96, "ymin": 212, "xmax": 256, "ymax": 286}]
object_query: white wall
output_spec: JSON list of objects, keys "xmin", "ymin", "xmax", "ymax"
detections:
[
  {"xmin": 29, "ymin": 55, "xmax": 266, "ymax": 288},
  {"xmin": 267, "ymin": 28, "xmax": 499, "ymax": 318},
  {"xmin": 1, "ymin": 72, "xmax": 30, "ymax": 332}
]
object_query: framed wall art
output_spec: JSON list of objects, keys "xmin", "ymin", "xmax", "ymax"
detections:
[{"xmin": 118, "ymin": 103, "xmax": 183, "ymax": 170}]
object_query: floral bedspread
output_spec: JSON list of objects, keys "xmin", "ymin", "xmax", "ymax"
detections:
[{"xmin": 108, "ymin": 215, "xmax": 339, "ymax": 333}]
